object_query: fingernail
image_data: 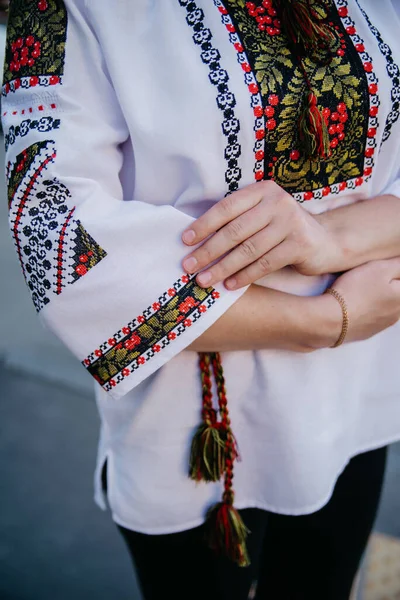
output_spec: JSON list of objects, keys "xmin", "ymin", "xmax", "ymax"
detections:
[
  {"xmin": 198, "ymin": 271, "xmax": 212, "ymax": 285},
  {"xmin": 182, "ymin": 229, "xmax": 196, "ymax": 244},
  {"xmin": 183, "ymin": 256, "xmax": 198, "ymax": 272},
  {"xmin": 225, "ymin": 277, "xmax": 237, "ymax": 289}
]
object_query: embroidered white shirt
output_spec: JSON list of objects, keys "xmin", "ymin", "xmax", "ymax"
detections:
[{"xmin": 2, "ymin": 0, "xmax": 400, "ymax": 533}]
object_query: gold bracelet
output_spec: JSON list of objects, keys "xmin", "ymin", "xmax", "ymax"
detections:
[{"xmin": 324, "ymin": 288, "xmax": 349, "ymax": 348}]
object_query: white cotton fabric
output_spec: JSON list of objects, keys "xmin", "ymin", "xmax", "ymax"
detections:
[{"xmin": 2, "ymin": 0, "xmax": 400, "ymax": 534}]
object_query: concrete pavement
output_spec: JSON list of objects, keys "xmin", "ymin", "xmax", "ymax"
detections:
[{"xmin": 0, "ymin": 363, "xmax": 140, "ymax": 600}]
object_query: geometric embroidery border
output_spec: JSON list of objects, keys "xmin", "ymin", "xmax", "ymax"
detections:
[
  {"xmin": 178, "ymin": 0, "xmax": 243, "ymax": 196},
  {"xmin": 213, "ymin": 0, "xmax": 265, "ymax": 185},
  {"xmin": 215, "ymin": 0, "xmax": 380, "ymax": 203},
  {"xmin": 82, "ymin": 274, "xmax": 221, "ymax": 392},
  {"xmin": 355, "ymin": 0, "xmax": 400, "ymax": 147},
  {"xmin": 332, "ymin": 0, "xmax": 379, "ymax": 194}
]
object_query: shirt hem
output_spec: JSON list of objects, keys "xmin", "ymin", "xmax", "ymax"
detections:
[{"xmin": 106, "ymin": 433, "xmax": 399, "ymax": 535}]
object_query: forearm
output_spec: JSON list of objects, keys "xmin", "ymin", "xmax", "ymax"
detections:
[
  {"xmin": 316, "ymin": 194, "xmax": 400, "ymax": 273},
  {"xmin": 187, "ymin": 284, "xmax": 339, "ymax": 353}
]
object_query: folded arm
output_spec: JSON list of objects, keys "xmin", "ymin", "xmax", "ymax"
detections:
[
  {"xmin": 315, "ymin": 193, "xmax": 400, "ymax": 273},
  {"xmin": 2, "ymin": 0, "xmax": 248, "ymax": 400},
  {"xmin": 187, "ymin": 284, "xmax": 340, "ymax": 353}
]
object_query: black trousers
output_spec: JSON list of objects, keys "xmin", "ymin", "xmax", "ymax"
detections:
[{"xmin": 117, "ymin": 446, "xmax": 387, "ymax": 600}]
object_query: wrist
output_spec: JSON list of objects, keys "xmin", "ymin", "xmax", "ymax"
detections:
[
  {"xmin": 314, "ymin": 211, "xmax": 347, "ymax": 273},
  {"xmin": 301, "ymin": 293, "xmax": 343, "ymax": 350}
]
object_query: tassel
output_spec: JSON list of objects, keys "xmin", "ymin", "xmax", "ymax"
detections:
[
  {"xmin": 298, "ymin": 90, "xmax": 331, "ymax": 160},
  {"xmin": 206, "ymin": 493, "xmax": 250, "ymax": 568},
  {"xmin": 276, "ymin": 0, "xmax": 335, "ymax": 56},
  {"xmin": 189, "ymin": 353, "xmax": 227, "ymax": 482},
  {"xmin": 191, "ymin": 352, "xmax": 248, "ymax": 565},
  {"xmin": 189, "ymin": 419, "xmax": 226, "ymax": 482}
]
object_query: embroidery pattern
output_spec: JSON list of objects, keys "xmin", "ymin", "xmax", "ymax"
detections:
[
  {"xmin": 3, "ymin": 0, "xmax": 67, "ymax": 95},
  {"xmin": 335, "ymin": 1, "xmax": 379, "ymax": 191},
  {"xmin": 178, "ymin": 0, "xmax": 242, "ymax": 194},
  {"xmin": 355, "ymin": 0, "xmax": 400, "ymax": 145},
  {"xmin": 82, "ymin": 275, "xmax": 221, "ymax": 392},
  {"xmin": 215, "ymin": 0, "xmax": 379, "ymax": 201},
  {"xmin": 3, "ymin": 102, "xmax": 58, "ymax": 118},
  {"xmin": 55, "ymin": 206, "xmax": 75, "ymax": 295},
  {"xmin": 8, "ymin": 141, "xmax": 107, "ymax": 311},
  {"xmin": 5, "ymin": 116, "xmax": 61, "ymax": 150},
  {"xmin": 214, "ymin": 1, "xmax": 265, "ymax": 181},
  {"xmin": 68, "ymin": 221, "xmax": 107, "ymax": 284}
]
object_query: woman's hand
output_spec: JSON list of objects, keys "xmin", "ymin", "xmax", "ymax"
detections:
[
  {"xmin": 319, "ymin": 257, "xmax": 400, "ymax": 346},
  {"xmin": 181, "ymin": 181, "xmax": 341, "ymax": 290}
]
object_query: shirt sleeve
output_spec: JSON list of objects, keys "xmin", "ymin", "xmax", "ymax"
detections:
[{"xmin": 2, "ymin": 0, "xmax": 248, "ymax": 400}]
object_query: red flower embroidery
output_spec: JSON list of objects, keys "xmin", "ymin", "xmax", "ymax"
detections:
[
  {"xmin": 124, "ymin": 333, "xmax": 141, "ymax": 350},
  {"xmin": 152, "ymin": 302, "xmax": 161, "ymax": 311},
  {"xmin": 122, "ymin": 327, "xmax": 131, "ymax": 335},
  {"xmin": 369, "ymin": 83, "xmax": 378, "ymax": 95},
  {"xmin": 184, "ymin": 318, "xmax": 192, "ymax": 327},
  {"xmin": 212, "ymin": 291, "xmax": 220, "ymax": 299},
  {"xmin": 137, "ymin": 316, "xmax": 145, "ymax": 324},
  {"xmin": 137, "ymin": 356, "xmax": 146, "ymax": 365},
  {"xmin": 179, "ymin": 296, "xmax": 196, "ymax": 314},
  {"xmin": 122, "ymin": 368, "xmax": 130, "ymax": 377},
  {"xmin": 84, "ymin": 359, "xmax": 90, "ymax": 366},
  {"xmin": 108, "ymin": 338, "xmax": 117, "ymax": 346},
  {"xmin": 181, "ymin": 275, "xmax": 189, "ymax": 283},
  {"xmin": 322, "ymin": 186, "xmax": 331, "ymax": 197},
  {"xmin": 248, "ymin": 83, "xmax": 259, "ymax": 94},
  {"xmin": 110, "ymin": 379, "xmax": 116, "ymax": 387},
  {"xmin": 168, "ymin": 288, "xmax": 176, "ymax": 297},
  {"xmin": 168, "ymin": 332, "xmax": 177, "ymax": 340},
  {"xmin": 153, "ymin": 344, "xmax": 161, "ymax": 353},
  {"xmin": 199, "ymin": 305, "xmax": 207, "ymax": 313},
  {"xmin": 95, "ymin": 349, "xmax": 102, "ymax": 357}
]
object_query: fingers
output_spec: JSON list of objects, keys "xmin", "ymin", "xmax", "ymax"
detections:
[
  {"xmin": 181, "ymin": 183, "xmax": 265, "ymax": 246},
  {"xmin": 182, "ymin": 201, "xmax": 273, "ymax": 278},
  {"xmin": 225, "ymin": 240, "xmax": 299, "ymax": 289},
  {"xmin": 195, "ymin": 224, "xmax": 285, "ymax": 287}
]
